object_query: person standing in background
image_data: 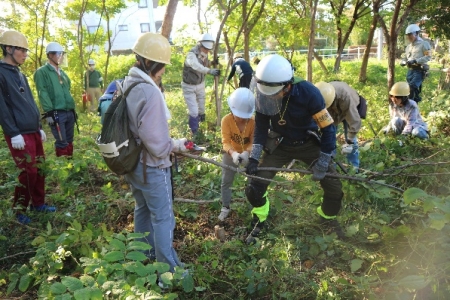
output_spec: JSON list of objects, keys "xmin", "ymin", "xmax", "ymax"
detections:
[{"xmin": 84, "ymin": 59, "xmax": 104, "ymax": 112}]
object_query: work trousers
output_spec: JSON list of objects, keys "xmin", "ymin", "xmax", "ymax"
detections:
[
  {"xmin": 87, "ymin": 87, "xmax": 102, "ymax": 112},
  {"xmin": 5, "ymin": 132, "xmax": 45, "ymax": 212},
  {"xmin": 221, "ymin": 152, "xmax": 240, "ymax": 208},
  {"xmin": 406, "ymin": 69, "xmax": 424, "ymax": 103},
  {"xmin": 181, "ymin": 81, "xmax": 206, "ymax": 117},
  {"xmin": 49, "ymin": 110, "xmax": 75, "ymax": 151}
]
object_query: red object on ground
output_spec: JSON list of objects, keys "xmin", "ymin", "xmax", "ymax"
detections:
[{"xmin": 184, "ymin": 141, "xmax": 195, "ymax": 150}]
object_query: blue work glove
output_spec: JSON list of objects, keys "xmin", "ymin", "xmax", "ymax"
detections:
[
  {"xmin": 246, "ymin": 158, "xmax": 259, "ymax": 175},
  {"xmin": 311, "ymin": 152, "xmax": 332, "ymax": 181}
]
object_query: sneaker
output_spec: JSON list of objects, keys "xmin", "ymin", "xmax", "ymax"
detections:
[
  {"xmin": 218, "ymin": 207, "xmax": 230, "ymax": 221},
  {"xmin": 30, "ymin": 204, "xmax": 56, "ymax": 212},
  {"xmin": 319, "ymin": 217, "xmax": 345, "ymax": 239},
  {"xmin": 16, "ymin": 214, "xmax": 31, "ymax": 225}
]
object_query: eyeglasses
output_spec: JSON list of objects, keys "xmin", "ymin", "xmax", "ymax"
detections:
[
  {"xmin": 15, "ymin": 47, "xmax": 28, "ymax": 53},
  {"xmin": 390, "ymin": 95, "xmax": 403, "ymax": 100}
]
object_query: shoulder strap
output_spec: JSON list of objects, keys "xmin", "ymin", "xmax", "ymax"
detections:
[{"xmin": 122, "ymin": 81, "xmax": 147, "ymax": 98}]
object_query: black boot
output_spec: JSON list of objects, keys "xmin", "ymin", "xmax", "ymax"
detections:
[
  {"xmin": 246, "ymin": 214, "xmax": 265, "ymax": 245},
  {"xmin": 319, "ymin": 217, "xmax": 345, "ymax": 239},
  {"xmin": 199, "ymin": 114, "xmax": 206, "ymax": 122}
]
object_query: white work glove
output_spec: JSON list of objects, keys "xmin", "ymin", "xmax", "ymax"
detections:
[
  {"xmin": 231, "ymin": 151, "xmax": 240, "ymax": 165},
  {"xmin": 172, "ymin": 138, "xmax": 188, "ymax": 153},
  {"xmin": 341, "ymin": 144, "xmax": 353, "ymax": 155},
  {"xmin": 208, "ymin": 69, "xmax": 220, "ymax": 76},
  {"xmin": 238, "ymin": 151, "xmax": 249, "ymax": 166},
  {"xmin": 11, "ymin": 135, "xmax": 25, "ymax": 150},
  {"xmin": 40, "ymin": 130, "xmax": 47, "ymax": 142},
  {"xmin": 46, "ymin": 116, "xmax": 54, "ymax": 126}
]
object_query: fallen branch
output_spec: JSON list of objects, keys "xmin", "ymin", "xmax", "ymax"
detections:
[
  {"xmin": 0, "ymin": 250, "xmax": 35, "ymax": 261},
  {"xmin": 174, "ymin": 198, "xmax": 216, "ymax": 204},
  {"xmin": 180, "ymin": 153, "xmax": 404, "ymax": 193}
]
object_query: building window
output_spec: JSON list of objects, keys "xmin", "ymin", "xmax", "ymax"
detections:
[
  {"xmin": 118, "ymin": 25, "xmax": 128, "ymax": 31},
  {"xmin": 87, "ymin": 26, "xmax": 99, "ymax": 34},
  {"xmin": 138, "ymin": 0, "xmax": 147, "ymax": 8},
  {"xmin": 140, "ymin": 23, "xmax": 150, "ymax": 33}
]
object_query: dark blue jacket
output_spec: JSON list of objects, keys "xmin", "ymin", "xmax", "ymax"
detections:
[
  {"xmin": 227, "ymin": 58, "xmax": 253, "ymax": 81},
  {"xmin": 253, "ymin": 80, "xmax": 336, "ymax": 154}
]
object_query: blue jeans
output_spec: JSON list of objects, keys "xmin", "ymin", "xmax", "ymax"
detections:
[
  {"xmin": 406, "ymin": 69, "xmax": 424, "ymax": 103},
  {"xmin": 389, "ymin": 117, "xmax": 428, "ymax": 139},
  {"xmin": 125, "ymin": 162, "xmax": 182, "ymax": 272},
  {"xmin": 49, "ymin": 110, "xmax": 75, "ymax": 149}
]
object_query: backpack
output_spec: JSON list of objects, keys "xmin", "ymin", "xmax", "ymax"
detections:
[
  {"xmin": 96, "ymin": 81, "xmax": 146, "ymax": 175},
  {"xmin": 357, "ymin": 95, "xmax": 368, "ymax": 119}
]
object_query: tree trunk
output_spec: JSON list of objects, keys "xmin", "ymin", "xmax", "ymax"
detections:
[
  {"xmin": 161, "ymin": 0, "xmax": 179, "ymax": 39},
  {"xmin": 313, "ymin": 50, "xmax": 329, "ymax": 74},
  {"xmin": 307, "ymin": 0, "xmax": 319, "ymax": 81},
  {"xmin": 359, "ymin": 1, "xmax": 380, "ymax": 83}
]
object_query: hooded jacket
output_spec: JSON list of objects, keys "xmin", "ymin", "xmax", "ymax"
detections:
[
  {"xmin": 124, "ymin": 67, "xmax": 174, "ymax": 169},
  {"xmin": 0, "ymin": 61, "xmax": 41, "ymax": 137}
]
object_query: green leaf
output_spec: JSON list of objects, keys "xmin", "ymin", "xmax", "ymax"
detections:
[
  {"xmin": 31, "ymin": 236, "xmax": 46, "ymax": 246},
  {"xmin": 50, "ymin": 282, "xmax": 67, "ymax": 295},
  {"xmin": 125, "ymin": 251, "xmax": 148, "ymax": 261},
  {"xmin": 127, "ymin": 241, "xmax": 152, "ymax": 251},
  {"xmin": 397, "ymin": 275, "xmax": 430, "ymax": 290},
  {"xmin": 89, "ymin": 287, "xmax": 103, "ymax": 300},
  {"xmin": 61, "ymin": 276, "xmax": 83, "ymax": 292},
  {"xmin": 126, "ymin": 232, "xmax": 147, "ymax": 240},
  {"xmin": 160, "ymin": 272, "xmax": 173, "ymax": 285},
  {"xmin": 153, "ymin": 262, "xmax": 170, "ymax": 273},
  {"xmin": 109, "ymin": 239, "xmax": 126, "ymax": 251},
  {"xmin": 6, "ymin": 274, "xmax": 18, "ymax": 295},
  {"xmin": 403, "ymin": 188, "xmax": 428, "ymax": 204},
  {"xmin": 103, "ymin": 251, "xmax": 124, "ymax": 262},
  {"xmin": 350, "ymin": 259, "xmax": 363, "ymax": 273},
  {"xmin": 18, "ymin": 274, "xmax": 32, "ymax": 292},
  {"xmin": 74, "ymin": 287, "xmax": 91, "ymax": 300},
  {"xmin": 79, "ymin": 275, "xmax": 95, "ymax": 287},
  {"xmin": 182, "ymin": 274, "xmax": 194, "ymax": 292}
]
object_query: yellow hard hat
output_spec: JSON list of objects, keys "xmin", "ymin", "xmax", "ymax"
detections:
[
  {"xmin": 389, "ymin": 82, "xmax": 410, "ymax": 96},
  {"xmin": 233, "ymin": 53, "xmax": 243, "ymax": 59},
  {"xmin": 132, "ymin": 33, "xmax": 171, "ymax": 65},
  {"xmin": 0, "ymin": 30, "xmax": 29, "ymax": 50},
  {"xmin": 315, "ymin": 82, "xmax": 336, "ymax": 108}
]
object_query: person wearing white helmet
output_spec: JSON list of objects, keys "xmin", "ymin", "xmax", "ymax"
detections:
[
  {"xmin": 123, "ymin": 32, "xmax": 189, "ymax": 274},
  {"xmin": 383, "ymin": 82, "xmax": 428, "ymax": 139},
  {"xmin": 227, "ymin": 53, "xmax": 253, "ymax": 88},
  {"xmin": 315, "ymin": 81, "xmax": 364, "ymax": 170},
  {"xmin": 84, "ymin": 58, "xmax": 104, "ymax": 113},
  {"xmin": 400, "ymin": 24, "xmax": 431, "ymax": 103},
  {"xmin": 218, "ymin": 87, "xmax": 256, "ymax": 221},
  {"xmin": 0, "ymin": 30, "xmax": 55, "ymax": 224},
  {"xmin": 34, "ymin": 41, "xmax": 76, "ymax": 158},
  {"xmin": 244, "ymin": 54, "xmax": 344, "ymax": 243},
  {"xmin": 181, "ymin": 33, "xmax": 220, "ymax": 136}
]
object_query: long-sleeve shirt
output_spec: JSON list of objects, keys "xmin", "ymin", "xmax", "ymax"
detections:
[
  {"xmin": 253, "ymin": 79, "xmax": 336, "ymax": 154},
  {"xmin": 389, "ymin": 100, "xmax": 428, "ymax": 134},
  {"xmin": 328, "ymin": 81, "xmax": 361, "ymax": 140},
  {"xmin": 182, "ymin": 45, "xmax": 210, "ymax": 85},
  {"xmin": 227, "ymin": 58, "xmax": 253, "ymax": 81},
  {"xmin": 405, "ymin": 37, "xmax": 431, "ymax": 65},
  {"xmin": 84, "ymin": 69, "xmax": 104, "ymax": 89},
  {"xmin": 221, "ymin": 113, "xmax": 255, "ymax": 153}
]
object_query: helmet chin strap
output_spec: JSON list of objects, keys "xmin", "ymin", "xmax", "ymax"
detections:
[
  {"xmin": 137, "ymin": 54, "xmax": 160, "ymax": 75},
  {"xmin": 5, "ymin": 46, "xmax": 21, "ymax": 66}
]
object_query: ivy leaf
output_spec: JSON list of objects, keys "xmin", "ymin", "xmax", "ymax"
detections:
[
  {"xmin": 350, "ymin": 259, "xmax": 363, "ymax": 273},
  {"xmin": 18, "ymin": 274, "xmax": 32, "ymax": 292},
  {"xmin": 103, "ymin": 251, "xmax": 124, "ymax": 262},
  {"xmin": 397, "ymin": 275, "xmax": 430, "ymax": 290},
  {"xmin": 50, "ymin": 282, "xmax": 67, "ymax": 295},
  {"xmin": 61, "ymin": 276, "xmax": 83, "ymax": 292},
  {"xmin": 125, "ymin": 251, "xmax": 148, "ymax": 261},
  {"xmin": 403, "ymin": 188, "xmax": 428, "ymax": 204},
  {"xmin": 181, "ymin": 274, "xmax": 194, "ymax": 292}
]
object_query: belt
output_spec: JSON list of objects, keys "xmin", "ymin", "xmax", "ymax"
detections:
[
  {"xmin": 281, "ymin": 136, "xmax": 310, "ymax": 146},
  {"xmin": 408, "ymin": 66, "xmax": 422, "ymax": 70}
]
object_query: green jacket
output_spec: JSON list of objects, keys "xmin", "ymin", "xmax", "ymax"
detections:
[
  {"xmin": 84, "ymin": 69, "xmax": 104, "ymax": 89},
  {"xmin": 34, "ymin": 63, "xmax": 75, "ymax": 112}
]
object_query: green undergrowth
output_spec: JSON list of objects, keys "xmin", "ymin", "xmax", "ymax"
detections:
[{"xmin": 1, "ymin": 57, "xmax": 450, "ymax": 299}]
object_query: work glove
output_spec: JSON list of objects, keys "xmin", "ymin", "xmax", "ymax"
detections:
[
  {"xmin": 11, "ymin": 134, "xmax": 25, "ymax": 150},
  {"xmin": 407, "ymin": 59, "xmax": 417, "ymax": 66},
  {"xmin": 400, "ymin": 60, "xmax": 407, "ymax": 67},
  {"xmin": 40, "ymin": 130, "xmax": 47, "ymax": 142},
  {"xmin": 246, "ymin": 158, "xmax": 259, "ymax": 175},
  {"xmin": 341, "ymin": 144, "xmax": 353, "ymax": 155},
  {"xmin": 172, "ymin": 138, "xmax": 188, "ymax": 153},
  {"xmin": 311, "ymin": 152, "xmax": 332, "ymax": 181},
  {"xmin": 44, "ymin": 111, "xmax": 55, "ymax": 126},
  {"xmin": 239, "ymin": 151, "xmax": 250, "ymax": 166},
  {"xmin": 208, "ymin": 69, "xmax": 220, "ymax": 76},
  {"xmin": 231, "ymin": 151, "xmax": 240, "ymax": 165}
]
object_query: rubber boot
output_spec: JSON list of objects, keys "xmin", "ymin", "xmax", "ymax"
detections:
[
  {"xmin": 188, "ymin": 115, "xmax": 200, "ymax": 135},
  {"xmin": 67, "ymin": 142, "xmax": 73, "ymax": 157}
]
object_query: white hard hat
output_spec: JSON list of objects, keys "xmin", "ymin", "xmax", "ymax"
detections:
[
  {"xmin": 315, "ymin": 82, "xmax": 336, "ymax": 108},
  {"xmin": 88, "ymin": 59, "xmax": 95, "ymax": 65},
  {"xmin": 405, "ymin": 24, "xmax": 420, "ymax": 35},
  {"xmin": 46, "ymin": 42, "xmax": 64, "ymax": 53},
  {"xmin": 227, "ymin": 88, "xmax": 255, "ymax": 119},
  {"xmin": 255, "ymin": 54, "xmax": 294, "ymax": 95},
  {"xmin": 198, "ymin": 33, "xmax": 214, "ymax": 50}
]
